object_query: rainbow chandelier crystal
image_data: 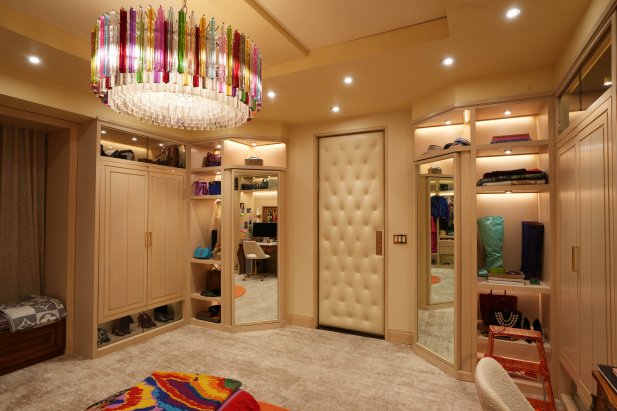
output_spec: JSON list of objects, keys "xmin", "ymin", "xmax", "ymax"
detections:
[{"xmin": 91, "ymin": 3, "xmax": 261, "ymax": 130}]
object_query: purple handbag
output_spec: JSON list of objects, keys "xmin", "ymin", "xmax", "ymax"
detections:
[{"xmin": 191, "ymin": 180, "xmax": 209, "ymax": 196}]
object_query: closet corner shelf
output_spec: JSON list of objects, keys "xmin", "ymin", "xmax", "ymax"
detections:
[
  {"xmin": 190, "ymin": 195, "xmax": 222, "ymax": 201},
  {"xmin": 477, "ymin": 280, "xmax": 551, "ymax": 294},
  {"xmin": 414, "ymin": 145, "xmax": 471, "ymax": 162},
  {"xmin": 190, "ymin": 293, "xmax": 221, "ymax": 303},
  {"xmin": 476, "ymin": 183, "xmax": 551, "ymax": 194},
  {"xmin": 190, "ymin": 166, "xmax": 222, "ymax": 175},
  {"xmin": 476, "ymin": 140, "xmax": 549, "ymax": 158},
  {"xmin": 189, "ymin": 258, "xmax": 222, "ymax": 265},
  {"xmin": 227, "ymin": 165, "xmax": 286, "ymax": 171}
]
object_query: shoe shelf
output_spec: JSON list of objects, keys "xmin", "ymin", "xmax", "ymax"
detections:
[
  {"xmin": 477, "ymin": 279, "xmax": 551, "ymax": 294},
  {"xmin": 190, "ymin": 293, "xmax": 221, "ymax": 303}
]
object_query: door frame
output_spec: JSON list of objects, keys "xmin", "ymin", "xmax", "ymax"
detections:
[{"xmin": 313, "ymin": 127, "xmax": 389, "ymax": 337}]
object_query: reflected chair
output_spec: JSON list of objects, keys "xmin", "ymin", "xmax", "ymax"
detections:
[{"xmin": 243, "ymin": 241, "xmax": 270, "ymax": 281}]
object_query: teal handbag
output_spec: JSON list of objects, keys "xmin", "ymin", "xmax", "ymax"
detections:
[{"xmin": 193, "ymin": 247, "xmax": 213, "ymax": 259}]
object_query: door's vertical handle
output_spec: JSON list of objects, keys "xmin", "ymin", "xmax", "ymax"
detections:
[
  {"xmin": 376, "ymin": 230, "xmax": 383, "ymax": 256},
  {"xmin": 145, "ymin": 232, "xmax": 149, "ymax": 247},
  {"xmin": 149, "ymin": 232, "xmax": 152, "ymax": 247},
  {"xmin": 571, "ymin": 245, "xmax": 579, "ymax": 272}
]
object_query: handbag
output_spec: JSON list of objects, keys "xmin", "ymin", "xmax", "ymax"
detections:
[
  {"xmin": 258, "ymin": 178, "xmax": 269, "ymax": 189},
  {"xmin": 479, "ymin": 291, "xmax": 517, "ymax": 326},
  {"xmin": 208, "ymin": 181, "xmax": 221, "ymax": 195},
  {"xmin": 191, "ymin": 180, "xmax": 209, "ymax": 196},
  {"xmin": 202, "ymin": 151, "xmax": 222, "ymax": 167}
]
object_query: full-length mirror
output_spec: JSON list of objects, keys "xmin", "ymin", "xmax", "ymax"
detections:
[
  {"xmin": 417, "ymin": 158, "xmax": 455, "ymax": 364},
  {"xmin": 232, "ymin": 170, "xmax": 280, "ymax": 324}
]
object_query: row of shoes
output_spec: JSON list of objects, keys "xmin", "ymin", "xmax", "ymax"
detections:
[
  {"xmin": 96, "ymin": 306, "xmax": 176, "ymax": 345},
  {"xmin": 522, "ymin": 317, "xmax": 543, "ymax": 344},
  {"xmin": 113, "ymin": 315, "xmax": 136, "ymax": 336}
]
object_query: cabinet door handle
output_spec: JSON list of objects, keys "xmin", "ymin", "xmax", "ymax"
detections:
[
  {"xmin": 149, "ymin": 232, "xmax": 152, "ymax": 247},
  {"xmin": 145, "ymin": 232, "xmax": 149, "ymax": 247},
  {"xmin": 571, "ymin": 246, "xmax": 579, "ymax": 272},
  {"xmin": 376, "ymin": 230, "xmax": 383, "ymax": 256}
]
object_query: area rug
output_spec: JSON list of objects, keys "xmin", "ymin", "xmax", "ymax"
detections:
[
  {"xmin": 431, "ymin": 275, "xmax": 441, "ymax": 285},
  {"xmin": 257, "ymin": 401, "xmax": 288, "ymax": 411},
  {"xmin": 234, "ymin": 285, "xmax": 246, "ymax": 298}
]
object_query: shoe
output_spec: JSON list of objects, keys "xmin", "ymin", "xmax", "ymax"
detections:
[
  {"xmin": 112, "ymin": 319, "xmax": 125, "ymax": 336},
  {"xmin": 533, "ymin": 319, "xmax": 543, "ymax": 339},
  {"xmin": 120, "ymin": 316, "xmax": 133, "ymax": 334},
  {"xmin": 97, "ymin": 328, "xmax": 110, "ymax": 345},
  {"xmin": 153, "ymin": 307, "xmax": 169, "ymax": 323},
  {"xmin": 522, "ymin": 317, "xmax": 532, "ymax": 344},
  {"xmin": 138, "ymin": 312, "xmax": 157, "ymax": 329}
]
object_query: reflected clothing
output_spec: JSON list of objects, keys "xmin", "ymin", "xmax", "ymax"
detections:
[
  {"xmin": 431, "ymin": 217, "xmax": 437, "ymax": 253},
  {"xmin": 431, "ymin": 195, "xmax": 450, "ymax": 219}
]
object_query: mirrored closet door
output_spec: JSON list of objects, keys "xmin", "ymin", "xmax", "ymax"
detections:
[
  {"xmin": 231, "ymin": 169, "xmax": 282, "ymax": 325},
  {"xmin": 416, "ymin": 157, "xmax": 457, "ymax": 365}
]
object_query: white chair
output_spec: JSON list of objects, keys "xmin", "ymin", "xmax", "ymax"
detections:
[
  {"xmin": 475, "ymin": 357, "xmax": 534, "ymax": 411},
  {"xmin": 243, "ymin": 241, "xmax": 270, "ymax": 281}
]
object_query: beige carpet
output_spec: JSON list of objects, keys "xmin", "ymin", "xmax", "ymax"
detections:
[{"xmin": 0, "ymin": 325, "xmax": 481, "ymax": 410}]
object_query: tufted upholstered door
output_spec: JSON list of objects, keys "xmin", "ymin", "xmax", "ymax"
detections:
[{"xmin": 318, "ymin": 131, "xmax": 385, "ymax": 335}]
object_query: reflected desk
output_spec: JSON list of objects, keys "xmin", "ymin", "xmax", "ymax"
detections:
[{"xmin": 237, "ymin": 242, "xmax": 278, "ymax": 275}]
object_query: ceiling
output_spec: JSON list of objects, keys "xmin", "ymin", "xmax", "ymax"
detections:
[{"xmin": 0, "ymin": 0, "xmax": 593, "ymax": 126}]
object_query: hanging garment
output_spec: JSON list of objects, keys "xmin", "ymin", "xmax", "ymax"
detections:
[
  {"xmin": 431, "ymin": 217, "xmax": 437, "ymax": 253},
  {"xmin": 430, "ymin": 195, "xmax": 450, "ymax": 219}
]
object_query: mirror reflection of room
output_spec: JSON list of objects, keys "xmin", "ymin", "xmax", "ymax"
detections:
[
  {"xmin": 417, "ymin": 158, "xmax": 456, "ymax": 364},
  {"xmin": 234, "ymin": 173, "xmax": 279, "ymax": 325}
]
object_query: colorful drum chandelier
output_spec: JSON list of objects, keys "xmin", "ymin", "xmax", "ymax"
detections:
[{"xmin": 91, "ymin": 3, "xmax": 261, "ymax": 130}]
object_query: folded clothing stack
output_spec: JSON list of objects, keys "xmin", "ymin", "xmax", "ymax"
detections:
[
  {"xmin": 476, "ymin": 168, "xmax": 548, "ymax": 186},
  {"xmin": 444, "ymin": 137, "xmax": 471, "ymax": 149}
]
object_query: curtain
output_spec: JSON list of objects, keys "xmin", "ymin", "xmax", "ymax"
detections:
[{"xmin": 0, "ymin": 124, "xmax": 47, "ymax": 303}]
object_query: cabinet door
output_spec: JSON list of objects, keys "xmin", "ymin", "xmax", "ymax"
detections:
[
  {"xmin": 578, "ymin": 113, "xmax": 609, "ymax": 400},
  {"xmin": 99, "ymin": 165, "xmax": 149, "ymax": 320},
  {"xmin": 148, "ymin": 171, "xmax": 185, "ymax": 305},
  {"xmin": 558, "ymin": 140, "xmax": 580, "ymax": 377}
]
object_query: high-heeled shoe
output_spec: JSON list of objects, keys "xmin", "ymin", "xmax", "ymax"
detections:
[
  {"xmin": 138, "ymin": 312, "xmax": 157, "ymax": 329},
  {"xmin": 112, "ymin": 319, "xmax": 125, "ymax": 336},
  {"xmin": 533, "ymin": 319, "xmax": 543, "ymax": 340},
  {"xmin": 153, "ymin": 307, "xmax": 169, "ymax": 323},
  {"xmin": 121, "ymin": 315, "xmax": 133, "ymax": 334},
  {"xmin": 97, "ymin": 328, "xmax": 110, "ymax": 345}
]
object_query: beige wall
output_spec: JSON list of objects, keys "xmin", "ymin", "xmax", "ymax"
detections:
[{"xmin": 287, "ymin": 111, "xmax": 414, "ymax": 336}]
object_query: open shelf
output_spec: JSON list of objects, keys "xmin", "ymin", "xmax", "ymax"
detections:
[
  {"xmin": 189, "ymin": 317, "xmax": 223, "ymax": 329},
  {"xmin": 189, "ymin": 258, "xmax": 222, "ymax": 265},
  {"xmin": 190, "ymin": 292, "xmax": 221, "ymax": 303},
  {"xmin": 97, "ymin": 316, "xmax": 182, "ymax": 350},
  {"xmin": 477, "ymin": 279, "xmax": 551, "ymax": 294},
  {"xmin": 476, "ymin": 184, "xmax": 551, "ymax": 194},
  {"xmin": 477, "ymin": 334, "xmax": 551, "ymax": 354},
  {"xmin": 190, "ymin": 195, "xmax": 222, "ymax": 200},
  {"xmin": 414, "ymin": 145, "xmax": 471, "ymax": 162},
  {"xmin": 190, "ymin": 166, "xmax": 222, "ymax": 175},
  {"xmin": 476, "ymin": 140, "xmax": 549, "ymax": 158}
]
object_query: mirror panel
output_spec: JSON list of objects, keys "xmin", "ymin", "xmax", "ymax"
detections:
[
  {"xmin": 417, "ymin": 158, "xmax": 455, "ymax": 364},
  {"xmin": 232, "ymin": 170, "xmax": 280, "ymax": 324}
]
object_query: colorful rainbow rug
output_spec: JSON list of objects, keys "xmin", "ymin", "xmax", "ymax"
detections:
[{"xmin": 85, "ymin": 371, "xmax": 249, "ymax": 411}]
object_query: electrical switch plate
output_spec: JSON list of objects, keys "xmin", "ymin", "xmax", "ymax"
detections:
[{"xmin": 393, "ymin": 234, "xmax": 407, "ymax": 244}]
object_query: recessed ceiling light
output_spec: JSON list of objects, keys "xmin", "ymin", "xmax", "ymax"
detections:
[
  {"xmin": 28, "ymin": 55, "xmax": 41, "ymax": 64},
  {"xmin": 604, "ymin": 77, "xmax": 612, "ymax": 86},
  {"xmin": 504, "ymin": 149, "xmax": 513, "ymax": 155},
  {"xmin": 344, "ymin": 76, "xmax": 353, "ymax": 84},
  {"xmin": 101, "ymin": 130, "xmax": 107, "ymax": 134},
  {"xmin": 505, "ymin": 7, "xmax": 521, "ymax": 19},
  {"xmin": 505, "ymin": 190, "xmax": 513, "ymax": 194},
  {"xmin": 108, "ymin": 146, "xmax": 113, "ymax": 149},
  {"xmin": 251, "ymin": 143, "xmax": 257, "ymax": 147},
  {"xmin": 441, "ymin": 57, "xmax": 455, "ymax": 66},
  {"xmin": 215, "ymin": 171, "xmax": 221, "ymax": 175},
  {"xmin": 131, "ymin": 137, "xmax": 137, "ymax": 141},
  {"xmin": 504, "ymin": 110, "xmax": 512, "ymax": 116},
  {"xmin": 331, "ymin": 106, "xmax": 340, "ymax": 113},
  {"xmin": 445, "ymin": 120, "xmax": 452, "ymax": 125},
  {"xmin": 267, "ymin": 91, "xmax": 276, "ymax": 98},
  {"xmin": 216, "ymin": 144, "xmax": 222, "ymax": 149},
  {"xmin": 159, "ymin": 143, "xmax": 164, "ymax": 147}
]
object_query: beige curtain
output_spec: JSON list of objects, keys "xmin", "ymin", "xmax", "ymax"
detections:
[{"xmin": 0, "ymin": 124, "xmax": 47, "ymax": 303}]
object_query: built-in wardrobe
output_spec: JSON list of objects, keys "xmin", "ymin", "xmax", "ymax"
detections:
[{"xmin": 555, "ymin": 23, "xmax": 615, "ymax": 407}]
